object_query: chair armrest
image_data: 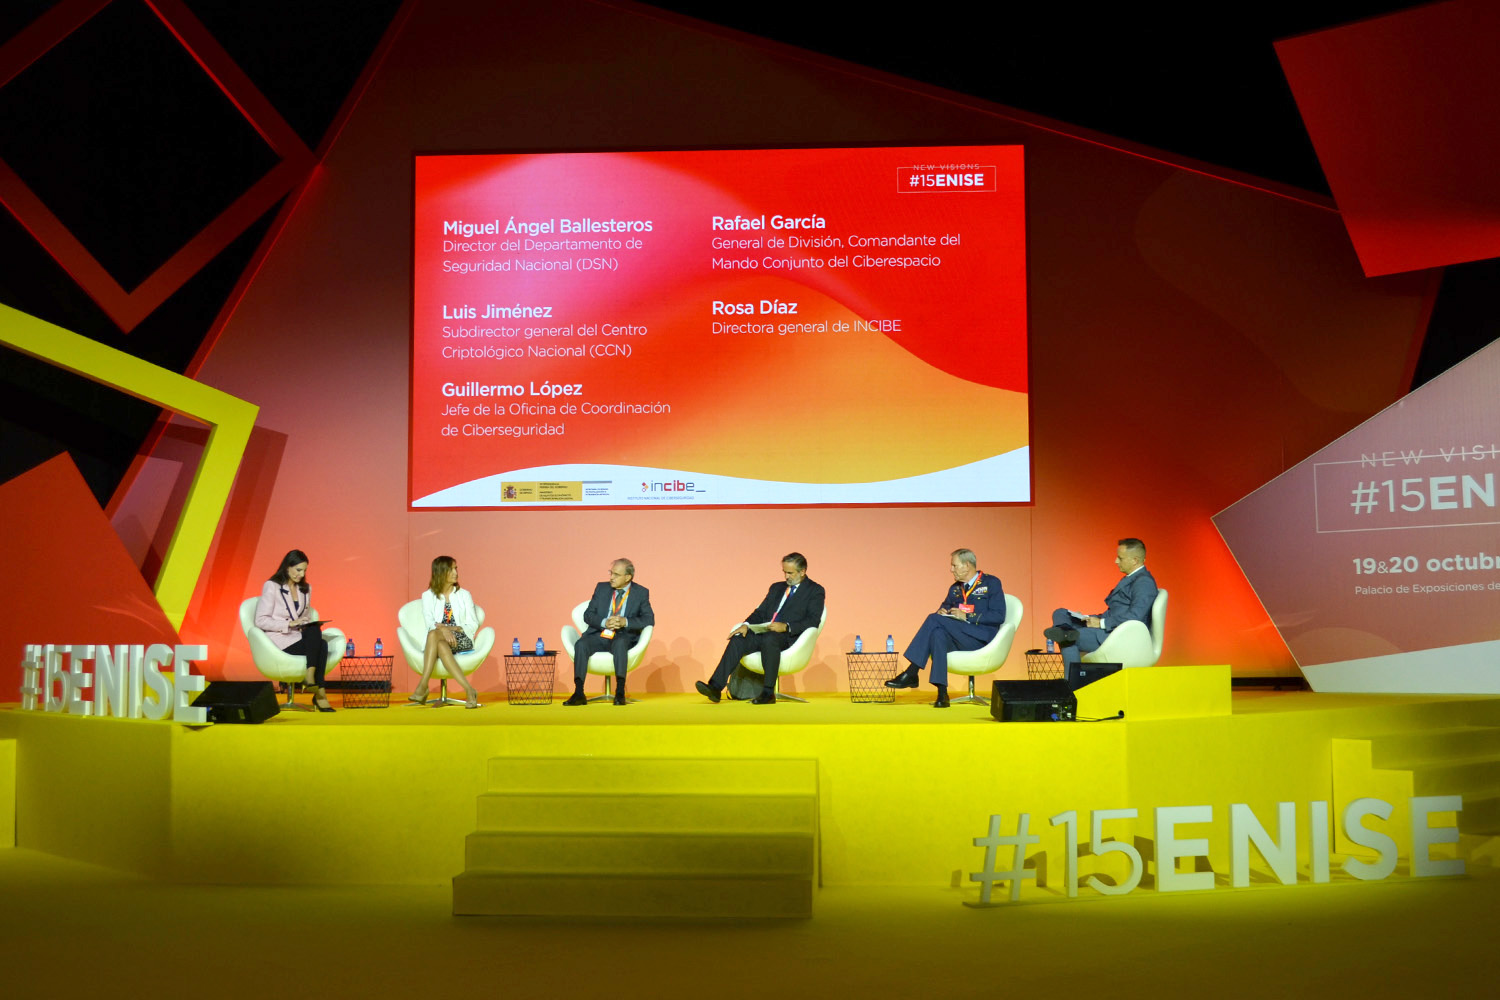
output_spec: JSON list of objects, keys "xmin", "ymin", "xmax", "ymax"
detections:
[
  {"xmin": 321, "ymin": 628, "xmax": 347, "ymax": 668},
  {"xmin": 1087, "ymin": 620, "xmax": 1153, "ymax": 667},
  {"xmin": 245, "ymin": 625, "xmax": 289, "ymax": 663}
]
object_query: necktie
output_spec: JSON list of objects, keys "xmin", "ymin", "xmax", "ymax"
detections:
[
  {"xmin": 772, "ymin": 585, "xmax": 796, "ymax": 622},
  {"xmin": 602, "ymin": 588, "xmax": 626, "ymax": 638}
]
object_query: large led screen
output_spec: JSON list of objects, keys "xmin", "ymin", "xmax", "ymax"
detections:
[{"xmin": 411, "ymin": 145, "xmax": 1028, "ymax": 508}]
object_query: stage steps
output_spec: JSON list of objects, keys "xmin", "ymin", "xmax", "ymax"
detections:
[
  {"xmin": 453, "ymin": 756, "xmax": 817, "ymax": 918},
  {"xmin": 1333, "ymin": 725, "xmax": 1500, "ymax": 866}
]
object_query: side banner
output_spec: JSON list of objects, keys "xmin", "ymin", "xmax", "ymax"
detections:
[{"xmin": 1214, "ymin": 340, "xmax": 1500, "ymax": 692}]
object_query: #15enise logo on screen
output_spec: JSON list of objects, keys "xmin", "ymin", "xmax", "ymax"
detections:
[{"xmin": 898, "ymin": 164, "xmax": 999, "ymax": 192}]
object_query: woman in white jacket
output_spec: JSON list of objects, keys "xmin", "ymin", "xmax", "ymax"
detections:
[{"xmin": 409, "ymin": 554, "xmax": 482, "ymax": 708}]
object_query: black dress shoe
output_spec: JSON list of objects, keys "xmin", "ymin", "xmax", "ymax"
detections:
[
  {"xmin": 931, "ymin": 687, "xmax": 950, "ymax": 708},
  {"xmin": 694, "ymin": 680, "xmax": 721, "ymax": 703},
  {"xmin": 751, "ymin": 690, "xmax": 777, "ymax": 705},
  {"xmin": 613, "ymin": 687, "xmax": 627, "ymax": 705},
  {"xmin": 1043, "ymin": 625, "xmax": 1080, "ymax": 646},
  {"xmin": 563, "ymin": 690, "xmax": 587, "ymax": 706},
  {"xmin": 885, "ymin": 666, "xmax": 921, "ymax": 689}
]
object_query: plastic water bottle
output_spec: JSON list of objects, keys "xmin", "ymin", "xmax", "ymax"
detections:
[
  {"xmin": 1046, "ymin": 637, "xmax": 1056, "ymax": 654},
  {"xmin": 373, "ymin": 637, "xmax": 383, "ymax": 656},
  {"xmin": 535, "ymin": 637, "xmax": 545, "ymax": 655},
  {"xmin": 344, "ymin": 638, "xmax": 354, "ymax": 657},
  {"xmin": 886, "ymin": 634, "xmax": 895, "ymax": 653},
  {"xmin": 854, "ymin": 635, "xmax": 863, "ymax": 653},
  {"xmin": 511, "ymin": 637, "xmax": 521, "ymax": 656}
]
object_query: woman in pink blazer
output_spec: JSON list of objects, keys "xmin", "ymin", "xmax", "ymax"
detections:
[{"xmin": 254, "ymin": 549, "xmax": 335, "ymax": 712}]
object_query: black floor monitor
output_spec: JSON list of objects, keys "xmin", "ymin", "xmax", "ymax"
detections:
[
  {"xmin": 1066, "ymin": 662, "xmax": 1122, "ymax": 690},
  {"xmin": 191, "ymin": 681, "xmax": 280, "ymax": 724},
  {"xmin": 989, "ymin": 679, "xmax": 1076, "ymax": 722}
]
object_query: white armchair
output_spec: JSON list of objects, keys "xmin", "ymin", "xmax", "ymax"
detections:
[
  {"xmin": 1083, "ymin": 589, "xmax": 1168, "ymax": 668},
  {"xmin": 945, "ymin": 594, "xmax": 1023, "ymax": 705},
  {"xmin": 238, "ymin": 597, "xmax": 346, "ymax": 710},
  {"xmin": 560, "ymin": 601, "xmax": 654, "ymax": 703},
  {"xmin": 397, "ymin": 599, "xmax": 495, "ymax": 706},
  {"xmin": 737, "ymin": 607, "xmax": 827, "ymax": 702}
]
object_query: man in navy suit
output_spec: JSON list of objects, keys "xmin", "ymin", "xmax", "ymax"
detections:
[
  {"xmin": 886, "ymin": 548, "xmax": 1006, "ymax": 707},
  {"xmin": 565, "ymin": 558, "xmax": 654, "ymax": 706},
  {"xmin": 696, "ymin": 552, "xmax": 826, "ymax": 705},
  {"xmin": 1043, "ymin": 538, "xmax": 1158, "ymax": 676}
]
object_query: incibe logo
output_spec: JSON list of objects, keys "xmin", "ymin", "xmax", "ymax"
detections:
[{"xmin": 641, "ymin": 478, "xmax": 699, "ymax": 493}]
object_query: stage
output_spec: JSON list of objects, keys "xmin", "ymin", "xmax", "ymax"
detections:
[
  {"xmin": 1, "ymin": 844, "xmax": 1497, "ymax": 1000},
  {"xmin": 4, "ymin": 667, "xmax": 1497, "ymax": 899},
  {"xmin": 6, "ymin": 667, "xmax": 1500, "ymax": 996},
  {"xmin": 0, "ymin": 843, "xmax": 1493, "ymax": 1000}
]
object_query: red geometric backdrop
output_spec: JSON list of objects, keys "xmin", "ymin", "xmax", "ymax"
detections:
[
  {"xmin": 0, "ymin": 455, "xmax": 179, "ymax": 698},
  {"xmin": 158, "ymin": 0, "xmax": 1436, "ymax": 687},
  {"xmin": 1277, "ymin": 0, "xmax": 1500, "ymax": 276}
]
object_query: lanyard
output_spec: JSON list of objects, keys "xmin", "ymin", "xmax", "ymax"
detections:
[
  {"xmin": 960, "ymin": 574, "xmax": 982, "ymax": 602},
  {"xmin": 610, "ymin": 586, "xmax": 628, "ymax": 616}
]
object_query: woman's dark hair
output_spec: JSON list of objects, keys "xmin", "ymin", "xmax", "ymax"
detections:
[{"xmin": 270, "ymin": 549, "xmax": 311, "ymax": 594}]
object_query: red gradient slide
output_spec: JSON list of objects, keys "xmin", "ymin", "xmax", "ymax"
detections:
[{"xmin": 411, "ymin": 145, "xmax": 1028, "ymax": 509}]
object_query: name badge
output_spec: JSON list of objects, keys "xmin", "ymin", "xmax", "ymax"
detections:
[
  {"xmin": 958, "ymin": 603, "xmax": 975, "ymax": 614},
  {"xmin": 601, "ymin": 628, "xmax": 616, "ymax": 638}
]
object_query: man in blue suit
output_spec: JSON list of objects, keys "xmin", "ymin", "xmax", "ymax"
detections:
[
  {"xmin": 886, "ymin": 548, "xmax": 1006, "ymax": 707},
  {"xmin": 1043, "ymin": 538, "xmax": 1158, "ymax": 677},
  {"xmin": 565, "ymin": 558, "xmax": 654, "ymax": 706}
]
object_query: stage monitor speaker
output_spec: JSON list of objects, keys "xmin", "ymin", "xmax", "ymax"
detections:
[
  {"xmin": 1067, "ymin": 662, "xmax": 1122, "ymax": 690},
  {"xmin": 990, "ymin": 679, "xmax": 1076, "ymax": 722},
  {"xmin": 192, "ymin": 681, "xmax": 280, "ymax": 724}
]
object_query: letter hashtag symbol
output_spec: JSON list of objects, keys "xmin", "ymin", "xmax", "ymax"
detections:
[
  {"xmin": 19, "ymin": 657, "xmax": 41, "ymax": 711},
  {"xmin": 1349, "ymin": 481, "xmax": 1379, "ymax": 514},
  {"xmin": 969, "ymin": 813, "xmax": 1040, "ymax": 903}
]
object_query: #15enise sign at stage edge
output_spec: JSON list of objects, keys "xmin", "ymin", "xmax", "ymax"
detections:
[{"xmin": 410, "ymin": 145, "xmax": 1029, "ymax": 509}]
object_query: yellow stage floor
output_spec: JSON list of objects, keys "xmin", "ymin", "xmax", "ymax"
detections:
[
  {"xmin": 2, "ymin": 846, "xmax": 1494, "ymax": 999},
  {"xmin": 77, "ymin": 685, "xmax": 1485, "ymax": 724},
  {"xmin": 4, "ymin": 677, "xmax": 1500, "ymax": 891},
  {"xmin": 5, "ymin": 680, "xmax": 1492, "ymax": 726}
]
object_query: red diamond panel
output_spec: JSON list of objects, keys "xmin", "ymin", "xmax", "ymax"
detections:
[
  {"xmin": 1276, "ymin": 0, "xmax": 1500, "ymax": 276},
  {"xmin": 0, "ymin": 0, "xmax": 314, "ymax": 332}
]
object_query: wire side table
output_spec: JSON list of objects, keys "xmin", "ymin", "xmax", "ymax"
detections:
[
  {"xmin": 504, "ymin": 651, "xmax": 558, "ymax": 705},
  {"xmin": 338, "ymin": 656, "xmax": 394, "ymax": 709},
  {"xmin": 1026, "ymin": 649, "xmax": 1065, "ymax": 680},
  {"xmin": 845, "ymin": 651, "xmax": 897, "ymax": 704}
]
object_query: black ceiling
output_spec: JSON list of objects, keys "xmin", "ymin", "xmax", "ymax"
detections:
[{"xmin": 645, "ymin": 1, "xmax": 1422, "ymax": 196}]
